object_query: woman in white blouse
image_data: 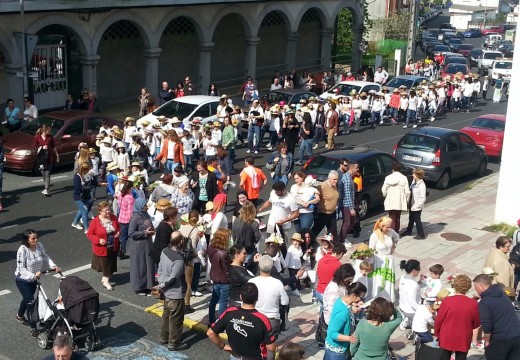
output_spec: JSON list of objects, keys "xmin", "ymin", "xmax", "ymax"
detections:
[
  {"xmin": 368, "ymin": 216, "xmax": 399, "ymax": 302},
  {"xmin": 15, "ymin": 229, "xmax": 60, "ymax": 337}
]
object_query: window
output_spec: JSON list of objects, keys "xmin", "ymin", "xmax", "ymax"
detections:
[
  {"xmin": 459, "ymin": 134, "xmax": 476, "ymax": 151},
  {"xmin": 208, "ymin": 101, "xmax": 219, "ymax": 116},
  {"xmin": 192, "ymin": 104, "xmax": 211, "ymax": 119},
  {"xmin": 291, "ymin": 94, "xmax": 302, "ymax": 104},
  {"xmin": 380, "ymin": 154, "xmax": 396, "ymax": 173},
  {"xmin": 445, "ymin": 135, "xmax": 460, "ymax": 152},
  {"xmin": 305, "ymin": 156, "xmax": 339, "ymax": 177},
  {"xmin": 63, "ymin": 119, "xmax": 84, "ymax": 137},
  {"xmin": 361, "ymin": 156, "xmax": 382, "ymax": 177},
  {"xmin": 86, "ymin": 117, "xmax": 104, "ymax": 136}
]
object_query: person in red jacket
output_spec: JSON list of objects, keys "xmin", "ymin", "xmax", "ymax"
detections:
[
  {"xmin": 434, "ymin": 275, "xmax": 480, "ymax": 360},
  {"xmin": 388, "ymin": 89, "xmax": 401, "ymax": 123},
  {"xmin": 86, "ymin": 201, "xmax": 121, "ymax": 291},
  {"xmin": 315, "ymin": 243, "xmax": 347, "ymax": 307}
]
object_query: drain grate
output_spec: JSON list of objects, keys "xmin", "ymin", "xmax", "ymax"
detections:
[{"xmin": 440, "ymin": 232, "xmax": 472, "ymax": 242}]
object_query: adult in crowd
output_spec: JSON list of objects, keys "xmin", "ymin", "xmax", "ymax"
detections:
[
  {"xmin": 117, "ymin": 180, "xmax": 135, "ymax": 260},
  {"xmin": 339, "ymin": 162, "xmax": 359, "ymax": 248},
  {"xmin": 149, "ymin": 197, "xmax": 172, "ymax": 229},
  {"xmin": 434, "ymin": 275, "xmax": 480, "ymax": 360},
  {"xmin": 398, "ymin": 259, "xmax": 421, "ymax": 338},
  {"xmin": 401, "ymin": 168, "xmax": 426, "ymax": 240},
  {"xmin": 228, "ymin": 244, "xmax": 256, "ymax": 307},
  {"xmin": 170, "ymin": 178, "xmax": 194, "ymax": 216},
  {"xmin": 325, "ymin": 102, "xmax": 338, "ymax": 150},
  {"xmin": 220, "ymin": 122, "xmax": 236, "ymax": 173},
  {"xmin": 207, "ymin": 283, "xmax": 276, "ymax": 360},
  {"xmin": 483, "ymin": 236, "xmax": 514, "ymax": 288},
  {"xmin": 207, "ymin": 83, "xmax": 219, "ymax": 97},
  {"xmin": 138, "ymin": 87, "xmax": 153, "ymax": 117},
  {"xmin": 206, "ymin": 193, "xmax": 228, "ymax": 237},
  {"xmin": 290, "ymin": 172, "xmax": 320, "ymax": 233},
  {"xmin": 207, "ymin": 228, "xmax": 231, "ymax": 324},
  {"xmin": 473, "ymin": 274, "xmax": 520, "ymax": 360},
  {"xmin": 315, "ymin": 243, "xmax": 347, "ymax": 309},
  {"xmin": 149, "ymin": 174, "xmax": 176, "ymax": 204},
  {"xmin": 266, "ymin": 142, "xmax": 294, "ymax": 185},
  {"xmin": 215, "ymin": 145, "xmax": 233, "ymax": 181},
  {"xmin": 324, "ymin": 282, "xmax": 367, "ymax": 360},
  {"xmin": 33, "ymin": 123, "xmax": 59, "ymax": 196},
  {"xmin": 190, "ymin": 160, "xmax": 218, "ymax": 214},
  {"xmin": 158, "ymin": 231, "xmax": 190, "ymax": 351},
  {"xmin": 71, "ymin": 162, "xmax": 94, "ymax": 232},
  {"xmin": 155, "ymin": 130, "xmax": 185, "ymax": 174},
  {"xmin": 179, "ymin": 211, "xmax": 199, "ymax": 313},
  {"xmin": 295, "ymin": 112, "xmax": 314, "ymax": 165},
  {"xmin": 233, "ymin": 190, "xmax": 249, "ymax": 221},
  {"xmin": 4, "ymin": 98, "xmax": 21, "ymax": 133},
  {"xmin": 23, "ymin": 97, "xmax": 38, "ymax": 123},
  {"xmin": 183, "ymin": 211, "xmax": 203, "ymax": 298},
  {"xmin": 350, "ymin": 297, "xmax": 403, "ymax": 360},
  {"xmin": 232, "ymin": 200, "xmax": 262, "ymax": 272},
  {"xmin": 158, "ymin": 81, "xmax": 174, "ymax": 105},
  {"xmin": 15, "ymin": 229, "xmax": 60, "ymax": 337},
  {"xmin": 41, "ymin": 334, "xmax": 85, "ymax": 360},
  {"xmin": 246, "ymin": 99, "xmax": 264, "ymax": 153},
  {"xmin": 312, "ymin": 170, "xmax": 340, "ymax": 241},
  {"xmin": 258, "ymin": 181, "xmax": 299, "ymax": 244},
  {"xmin": 368, "ymin": 216, "xmax": 399, "ymax": 301},
  {"xmin": 283, "ymin": 110, "xmax": 300, "ymax": 156},
  {"xmin": 129, "ymin": 198, "xmax": 156, "ymax": 296},
  {"xmin": 323, "ymin": 264, "xmax": 356, "ymax": 325},
  {"xmin": 249, "ymin": 255, "xmax": 289, "ymax": 358},
  {"xmin": 240, "ymin": 157, "xmax": 267, "ymax": 206},
  {"xmin": 150, "ymin": 206, "xmax": 178, "ymax": 268},
  {"xmin": 381, "ymin": 163, "xmax": 410, "ymax": 232},
  {"xmin": 86, "ymin": 201, "xmax": 120, "ymax": 291}
]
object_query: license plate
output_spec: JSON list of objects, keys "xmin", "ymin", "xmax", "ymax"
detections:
[{"xmin": 403, "ymin": 155, "xmax": 422, "ymax": 162}]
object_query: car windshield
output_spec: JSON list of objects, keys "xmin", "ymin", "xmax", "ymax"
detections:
[
  {"xmin": 459, "ymin": 44, "xmax": 473, "ymax": 50},
  {"xmin": 19, "ymin": 115, "xmax": 64, "ymax": 136},
  {"xmin": 449, "ymin": 39, "xmax": 462, "ymax": 44},
  {"xmin": 266, "ymin": 92, "xmax": 291, "ymax": 104},
  {"xmin": 152, "ymin": 100, "xmax": 197, "ymax": 120},
  {"xmin": 305, "ymin": 156, "xmax": 340, "ymax": 176},
  {"xmin": 445, "ymin": 58, "xmax": 467, "ymax": 64},
  {"xmin": 471, "ymin": 49, "xmax": 483, "ymax": 58},
  {"xmin": 470, "ymin": 118, "xmax": 505, "ymax": 131},
  {"xmin": 386, "ymin": 77, "xmax": 414, "ymax": 89},
  {"xmin": 434, "ymin": 45, "xmax": 450, "ymax": 52},
  {"xmin": 483, "ymin": 52, "xmax": 502, "ymax": 60},
  {"xmin": 327, "ymin": 84, "xmax": 361, "ymax": 96},
  {"xmin": 494, "ymin": 61, "xmax": 512, "ymax": 69},
  {"xmin": 398, "ymin": 134, "xmax": 439, "ymax": 152},
  {"xmin": 445, "ymin": 64, "xmax": 468, "ymax": 74}
]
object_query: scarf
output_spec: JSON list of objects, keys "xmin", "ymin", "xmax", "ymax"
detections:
[{"xmin": 244, "ymin": 166, "xmax": 259, "ymax": 189}]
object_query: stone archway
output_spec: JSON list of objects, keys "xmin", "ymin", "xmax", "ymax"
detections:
[
  {"xmin": 295, "ymin": 8, "xmax": 324, "ymax": 70},
  {"xmin": 256, "ymin": 11, "xmax": 290, "ymax": 78},
  {"xmin": 97, "ymin": 20, "xmax": 146, "ymax": 104},
  {"xmin": 158, "ymin": 16, "xmax": 199, "ymax": 92}
]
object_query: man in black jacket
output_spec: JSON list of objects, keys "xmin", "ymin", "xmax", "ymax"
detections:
[{"xmin": 473, "ymin": 274, "xmax": 520, "ymax": 360}]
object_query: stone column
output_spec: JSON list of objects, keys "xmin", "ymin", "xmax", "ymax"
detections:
[
  {"xmin": 244, "ymin": 37, "xmax": 260, "ymax": 79},
  {"xmin": 79, "ymin": 55, "xmax": 100, "ymax": 93},
  {"xmin": 320, "ymin": 28, "xmax": 334, "ymax": 71},
  {"xmin": 198, "ymin": 42, "xmax": 214, "ymax": 95},
  {"xmin": 352, "ymin": 25, "xmax": 365, "ymax": 73},
  {"xmin": 4, "ymin": 63, "xmax": 24, "ymax": 105},
  {"xmin": 143, "ymin": 48, "xmax": 161, "ymax": 96},
  {"xmin": 285, "ymin": 32, "xmax": 299, "ymax": 71}
]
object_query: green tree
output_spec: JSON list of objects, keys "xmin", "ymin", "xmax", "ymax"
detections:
[{"xmin": 372, "ymin": 12, "xmax": 411, "ymax": 41}]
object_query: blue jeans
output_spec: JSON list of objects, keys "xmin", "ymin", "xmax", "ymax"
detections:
[
  {"xmin": 316, "ymin": 291, "xmax": 324, "ymax": 314},
  {"xmin": 73, "ymin": 199, "xmax": 90, "ymax": 229},
  {"xmin": 295, "ymin": 212, "xmax": 314, "ymax": 233},
  {"xmin": 370, "ymin": 111, "xmax": 380, "ymax": 127},
  {"xmin": 119, "ymin": 222, "xmax": 129, "ymax": 255},
  {"xmin": 416, "ymin": 331, "xmax": 434, "ymax": 343},
  {"xmin": 324, "ymin": 348, "xmax": 349, "ymax": 360},
  {"xmin": 184, "ymin": 155, "xmax": 193, "ymax": 171},
  {"xmin": 406, "ymin": 109, "xmax": 417, "ymax": 125},
  {"xmin": 208, "ymin": 283, "xmax": 230, "ymax": 324},
  {"xmin": 15, "ymin": 279, "xmax": 37, "ymax": 328},
  {"xmin": 269, "ymin": 130, "xmax": 278, "ymax": 147},
  {"xmin": 463, "ymin": 96, "xmax": 471, "ymax": 111},
  {"xmin": 299, "ymin": 138, "xmax": 313, "ymax": 162},
  {"xmin": 165, "ymin": 159, "xmax": 174, "ymax": 174},
  {"xmin": 247, "ymin": 125, "xmax": 261, "ymax": 151},
  {"xmin": 192, "ymin": 262, "xmax": 201, "ymax": 292},
  {"xmin": 272, "ymin": 175, "xmax": 288, "ymax": 185}
]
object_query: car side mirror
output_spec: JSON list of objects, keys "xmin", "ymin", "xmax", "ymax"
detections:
[{"xmin": 62, "ymin": 134, "xmax": 72, "ymax": 140}]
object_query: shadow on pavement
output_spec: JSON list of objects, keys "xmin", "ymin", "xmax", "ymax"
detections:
[{"xmin": 0, "ymin": 215, "xmax": 52, "ymax": 229}]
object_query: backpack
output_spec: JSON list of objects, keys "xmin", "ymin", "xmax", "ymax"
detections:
[
  {"xmin": 179, "ymin": 227, "xmax": 196, "ymax": 262},
  {"xmin": 238, "ymin": 221, "xmax": 256, "ymax": 252},
  {"xmin": 80, "ymin": 178, "xmax": 92, "ymax": 202}
]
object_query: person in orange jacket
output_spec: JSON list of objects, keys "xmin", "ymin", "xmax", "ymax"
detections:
[
  {"xmin": 388, "ymin": 89, "xmax": 401, "ymax": 123},
  {"xmin": 155, "ymin": 130, "xmax": 185, "ymax": 174}
]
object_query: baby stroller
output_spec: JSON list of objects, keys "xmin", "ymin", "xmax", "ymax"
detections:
[{"xmin": 32, "ymin": 274, "xmax": 100, "ymax": 351}]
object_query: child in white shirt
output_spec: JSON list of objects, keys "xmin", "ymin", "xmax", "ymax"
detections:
[
  {"xmin": 353, "ymin": 260, "xmax": 372, "ymax": 291},
  {"xmin": 116, "ymin": 142, "xmax": 130, "ymax": 173},
  {"xmin": 411, "ymin": 303, "xmax": 436, "ymax": 344},
  {"xmin": 203, "ymin": 131, "xmax": 217, "ymax": 159},
  {"xmin": 420, "ymin": 264, "xmax": 444, "ymax": 302},
  {"xmin": 285, "ymin": 234, "xmax": 306, "ymax": 289}
]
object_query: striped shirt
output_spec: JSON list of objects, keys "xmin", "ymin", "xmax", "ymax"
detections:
[{"xmin": 15, "ymin": 243, "xmax": 56, "ymax": 282}]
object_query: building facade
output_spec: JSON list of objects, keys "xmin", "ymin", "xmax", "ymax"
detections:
[{"xmin": 0, "ymin": 0, "xmax": 365, "ymax": 110}]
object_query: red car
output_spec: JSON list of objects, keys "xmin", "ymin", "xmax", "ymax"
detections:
[
  {"xmin": 460, "ymin": 114, "xmax": 506, "ymax": 158},
  {"xmin": 1, "ymin": 110, "xmax": 122, "ymax": 172},
  {"xmin": 441, "ymin": 63, "xmax": 469, "ymax": 79},
  {"xmin": 481, "ymin": 27, "xmax": 504, "ymax": 35}
]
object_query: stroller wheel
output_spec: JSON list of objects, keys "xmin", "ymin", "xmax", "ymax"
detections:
[
  {"xmin": 37, "ymin": 332, "xmax": 51, "ymax": 349},
  {"xmin": 85, "ymin": 335, "xmax": 97, "ymax": 352}
]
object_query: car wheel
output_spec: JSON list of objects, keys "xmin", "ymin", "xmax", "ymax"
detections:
[
  {"xmin": 358, "ymin": 195, "xmax": 370, "ymax": 220},
  {"xmin": 476, "ymin": 160, "xmax": 487, "ymax": 178},
  {"xmin": 436, "ymin": 170, "xmax": 451, "ymax": 190}
]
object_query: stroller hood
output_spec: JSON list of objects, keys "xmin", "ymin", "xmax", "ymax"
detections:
[{"xmin": 59, "ymin": 276, "xmax": 99, "ymax": 326}]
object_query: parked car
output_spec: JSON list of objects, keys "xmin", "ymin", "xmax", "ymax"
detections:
[
  {"xmin": 441, "ymin": 63, "xmax": 470, "ymax": 78},
  {"xmin": 448, "ymin": 37, "xmax": 463, "ymax": 52},
  {"xmin": 1, "ymin": 111, "xmax": 122, "ymax": 172},
  {"xmin": 439, "ymin": 23, "xmax": 456, "ymax": 32},
  {"xmin": 443, "ymin": 56, "xmax": 468, "ymax": 67},
  {"xmin": 460, "ymin": 114, "xmax": 506, "ymax": 158},
  {"xmin": 484, "ymin": 33, "xmax": 502, "ymax": 46},
  {"xmin": 469, "ymin": 48, "xmax": 483, "ymax": 67},
  {"xmin": 261, "ymin": 89, "xmax": 317, "ymax": 109},
  {"xmin": 481, "ymin": 26, "xmax": 504, "ymax": 35},
  {"xmin": 488, "ymin": 58, "xmax": 513, "ymax": 83},
  {"xmin": 393, "ymin": 127, "xmax": 487, "ymax": 190},
  {"xmin": 463, "ymin": 28, "xmax": 482, "ymax": 38},
  {"xmin": 319, "ymin": 81, "xmax": 381, "ymax": 100},
  {"xmin": 422, "ymin": 36, "xmax": 438, "ymax": 50},
  {"xmin": 442, "ymin": 33, "xmax": 458, "ymax": 45},
  {"xmin": 137, "ymin": 95, "xmax": 220, "ymax": 127},
  {"xmin": 303, "ymin": 145, "xmax": 407, "ymax": 218},
  {"xmin": 477, "ymin": 50, "xmax": 504, "ymax": 74},
  {"xmin": 432, "ymin": 44, "xmax": 451, "ymax": 58},
  {"xmin": 457, "ymin": 44, "xmax": 474, "ymax": 57},
  {"xmin": 384, "ymin": 75, "xmax": 429, "ymax": 92}
]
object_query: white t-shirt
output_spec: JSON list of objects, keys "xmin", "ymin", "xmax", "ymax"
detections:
[
  {"xmin": 181, "ymin": 137, "xmax": 196, "ymax": 156},
  {"xmin": 411, "ymin": 304, "xmax": 435, "ymax": 333},
  {"xmin": 248, "ymin": 276, "xmax": 289, "ymax": 319},
  {"xmin": 290, "ymin": 184, "xmax": 318, "ymax": 214},
  {"xmin": 267, "ymin": 191, "xmax": 298, "ymax": 232},
  {"xmin": 285, "ymin": 244, "xmax": 303, "ymax": 269},
  {"xmin": 399, "ymin": 274, "xmax": 421, "ymax": 314}
]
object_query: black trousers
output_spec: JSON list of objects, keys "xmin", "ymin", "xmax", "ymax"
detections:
[
  {"xmin": 311, "ymin": 212, "xmax": 338, "ymax": 243},
  {"xmin": 441, "ymin": 350, "xmax": 467, "ymax": 360},
  {"xmin": 485, "ymin": 336, "xmax": 520, "ymax": 360},
  {"xmin": 406, "ymin": 210, "xmax": 425, "ymax": 237}
]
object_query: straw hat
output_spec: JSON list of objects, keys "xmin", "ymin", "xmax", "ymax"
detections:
[
  {"xmin": 156, "ymin": 198, "xmax": 172, "ymax": 211},
  {"xmin": 131, "ymin": 161, "xmax": 141, "ymax": 167},
  {"xmin": 124, "ymin": 117, "xmax": 135, "ymax": 125},
  {"xmin": 291, "ymin": 233, "xmax": 303, "ymax": 242},
  {"xmin": 106, "ymin": 162, "xmax": 119, "ymax": 171},
  {"xmin": 102, "ymin": 137, "xmax": 112, "ymax": 144},
  {"xmin": 180, "ymin": 213, "xmax": 190, "ymax": 223},
  {"xmin": 152, "ymin": 123, "xmax": 161, "ymax": 129},
  {"xmin": 356, "ymin": 243, "xmax": 369, "ymax": 252},
  {"xmin": 157, "ymin": 115, "xmax": 167, "ymax": 122},
  {"xmin": 141, "ymin": 120, "xmax": 150, "ymax": 127},
  {"xmin": 231, "ymin": 118, "xmax": 239, "ymax": 126},
  {"xmin": 213, "ymin": 121, "xmax": 221, "ymax": 127},
  {"xmin": 116, "ymin": 141, "xmax": 125, "ymax": 149},
  {"xmin": 170, "ymin": 117, "xmax": 181, "ymax": 124},
  {"xmin": 95, "ymin": 134, "xmax": 104, "ymax": 140},
  {"xmin": 392, "ymin": 88, "xmax": 400, "ymax": 93},
  {"xmin": 220, "ymin": 94, "xmax": 228, "ymax": 99},
  {"xmin": 205, "ymin": 201, "xmax": 214, "ymax": 211},
  {"xmin": 88, "ymin": 148, "xmax": 97, "ymax": 154},
  {"xmin": 125, "ymin": 175, "xmax": 136, "ymax": 182}
]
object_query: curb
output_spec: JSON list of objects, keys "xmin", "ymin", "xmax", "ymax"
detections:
[{"xmin": 144, "ymin": 302, "xmax": 228, "ymax": 341}]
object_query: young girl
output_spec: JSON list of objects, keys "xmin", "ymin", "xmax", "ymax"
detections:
[
  {"xmin": 123, "ymin": 117, "xmax": 137, "ymax": 149},
  {"xmin": 285, "ymin": 233, "xmax": 305, "ymax": 292},
  {"xmin": 202, "ymin": 131, "xmax": 217, "ymax": 160},
  {"xmin": 181, "ymin": 129, "xmax": 196, "ymax": 173},
  {"xmin": 211, "ymin": 121, "xmax": 222, "ymax": 145},
  {"xmin": 116, "ymin": 142, "xmax": 130, "ymax": 174},
  {"xmin": 399, "ymin": 259, "xmax": 422, "ymax": 339}
]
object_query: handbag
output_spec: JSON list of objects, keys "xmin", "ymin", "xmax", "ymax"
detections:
[{"xmin": 315, "ymin": 311, "xmax": 328, "ymax": 343}]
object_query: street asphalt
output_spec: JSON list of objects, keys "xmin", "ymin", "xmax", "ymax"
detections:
[{"xmin": 0, "ymin": 10, "xmax": 508, "ymax": 360}]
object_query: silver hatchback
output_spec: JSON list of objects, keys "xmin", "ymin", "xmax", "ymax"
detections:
[{"xmin": 393, "ymin": 127, "xmax": 487, "ymax": 189}]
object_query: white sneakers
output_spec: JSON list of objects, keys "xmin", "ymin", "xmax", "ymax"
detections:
[
  {"xmin": 191, "ymin": 291, "xmax": 203, "ymax": 297},
  {"xmin": 71, "ymin": 223, "xmax": 83, "ymax": 230},
  {"xmin": 246, "ymin": 150, "xmax": 251, "ymax": 153},
  {"xmin": 42, "ymin": 189, "xmax": 49, "ymax": 196},
  {"xmin": 344, "ymin": 241, "xmax": 353, "ymax": 249}
]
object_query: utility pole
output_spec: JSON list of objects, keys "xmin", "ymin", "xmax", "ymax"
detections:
[
  {"xmin": 406, "ymin": 0, "xmax": 418, "ymax": 63},
  {"xmin": 20, "ymin": 0, "xmax": 28, "ymax": 97}
]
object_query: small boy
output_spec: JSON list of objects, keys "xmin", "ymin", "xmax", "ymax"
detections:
[
  {"xmin": 285, "ymin": 233, "xmax": 305, "ymax": 293},
  {"xmin": 203, "ymin": 131, "xmax": 217, "ymax": 160},
  {"xmin": 353, "ymin": 260, "xmax": 372, "ymax": 289},
  {"xmin": 420, "ymin": 264, "xmax": 444, "ymax": 302}
]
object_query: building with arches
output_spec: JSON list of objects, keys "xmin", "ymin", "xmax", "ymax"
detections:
[{"xmin": 0, "ymin": 0, "xmax": 365, "ymax": 110}]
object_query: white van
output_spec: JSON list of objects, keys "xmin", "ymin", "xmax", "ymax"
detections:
[{"xmin": 485, "ymin": 33, "xmax": 502, "ymax": 45}]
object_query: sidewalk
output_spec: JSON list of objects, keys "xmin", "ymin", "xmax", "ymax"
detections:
[{"xmin": 145, "ymin": 173, "xmax": 501, "ymax": 360}]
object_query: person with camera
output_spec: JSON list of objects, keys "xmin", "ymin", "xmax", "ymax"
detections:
[{"xmin": 158, "ymin": 231, "xmax": 190, "ymax": 351}]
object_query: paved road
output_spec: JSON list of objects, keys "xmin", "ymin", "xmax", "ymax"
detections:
[{"xmin": 0, "ymin": 10, "xmax": 507, "ymax": 360}]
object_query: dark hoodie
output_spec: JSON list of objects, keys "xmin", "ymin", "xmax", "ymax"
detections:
[{"xmin": 478, "ymin": 284, "xmax": 520, "ymax": 341}]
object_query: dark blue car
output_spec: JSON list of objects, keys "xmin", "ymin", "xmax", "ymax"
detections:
[{"xmin": 463, "ymin": 28, "xmax": 481, "ymax": 38}]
